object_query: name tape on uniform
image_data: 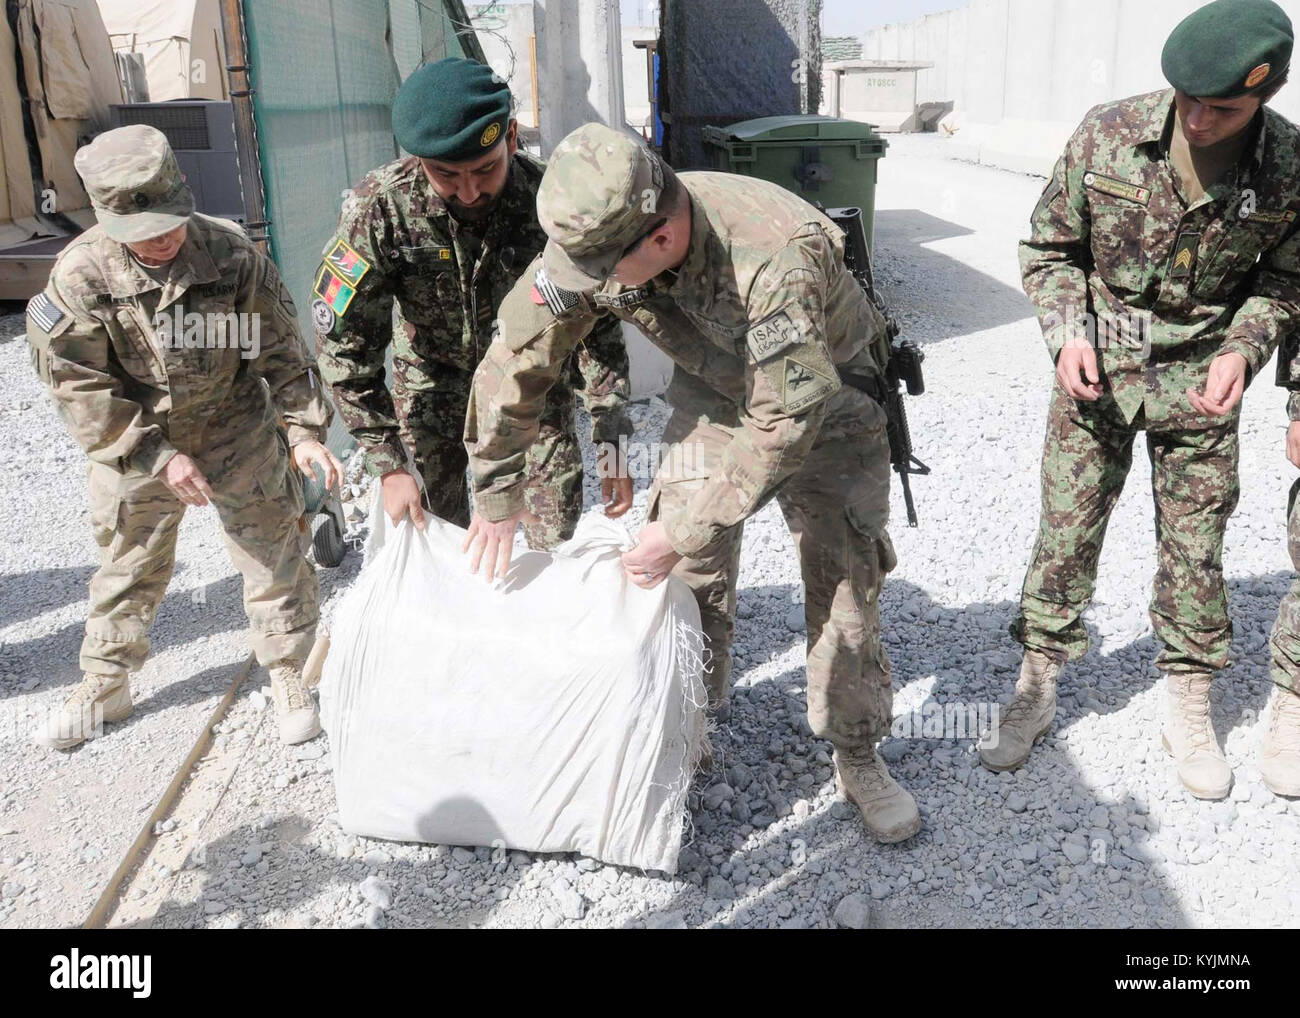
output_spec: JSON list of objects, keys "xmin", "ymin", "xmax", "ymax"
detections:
[{"xmin": 1083, "ymin": 171, "xmax": 1151, "ymax": 206}]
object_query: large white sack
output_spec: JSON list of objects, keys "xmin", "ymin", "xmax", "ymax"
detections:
[{"xmin": 319, "ymin": 496, "xmax": 707, "ymax": 874}]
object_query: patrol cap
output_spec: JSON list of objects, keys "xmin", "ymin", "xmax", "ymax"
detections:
[
  {"xmin": 392, "ymin": 58, "xmax": 512, "ymax": 161},
  {"xmin": 537, "ymin": 123, "xmax": 677, "ymax": 291},
  {"xmin": 1162, "ymin": 0, "xmax": 1293, "ymax": 98},
  {"xmin": 74, "ymin": 125, "xmax": 195, "ymax": 243}
]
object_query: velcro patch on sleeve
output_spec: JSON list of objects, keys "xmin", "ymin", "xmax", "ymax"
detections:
[
  {"xmin": 779, "ymin": 348, "xmax": 840, "ymax": 414},
  {"xmin": 534, "ymin": 267, "xmax": 581, "ymax": 316},
  {"xmin": 746, "ymin": 305, "xmax": 813, "ymax": 363},
  {"xmin": 324, "ymin": 237, "xmax": 372, "ymax": 287},
  {"xmin": 313, "ymin": 264, "xmax": 359, "ymax": 317},
  {"xmin": 27, "ymin": 292, "xmax": 66, "ymax": 333}
]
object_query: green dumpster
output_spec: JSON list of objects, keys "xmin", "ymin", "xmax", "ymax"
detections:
[{"xmin": 701, "ymin": 115, "xmax": 888, "ymax": 250}]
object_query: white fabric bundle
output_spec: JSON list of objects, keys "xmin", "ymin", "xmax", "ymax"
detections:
[{"xmin": 319, "ymin": 497, "xmax": 707, "ymax": 874}]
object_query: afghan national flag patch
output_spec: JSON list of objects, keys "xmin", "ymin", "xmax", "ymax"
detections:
[
  {"xmin": 324, "ymin": 238, "xmax": 371, "ymax": 287},
  {"xmin": 314, "ymin": 264, "xmax": 358, "ymax": 317},
  {"xmin": 27, "ymin": 292, "xmax": 65, "ymax": 332}
]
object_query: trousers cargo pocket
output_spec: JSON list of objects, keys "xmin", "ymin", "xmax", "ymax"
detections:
[{"xmin": 845, "ymin": 498, "xmax": 896, "ymax": 575}]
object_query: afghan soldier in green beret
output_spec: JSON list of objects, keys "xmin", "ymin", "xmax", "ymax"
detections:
[
  {"xmin": 462, "ymin": 123, "xmax": 921, "ymax": 844},
  {"xmin": 25, "ymin": 125, "xmax": 341, "ymax": 749},
  {"xmin": 315, "ymin": 59, "xmax": 633, "ymax": 542},
  {"xmin": 982, "ymin": 0, "xmax": 1300, "ymax": 799}
]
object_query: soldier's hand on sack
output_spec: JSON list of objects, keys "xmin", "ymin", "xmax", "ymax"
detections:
[
  {"xmin": 1056, "ymin": 335, "xmax": 1104, "ymax": 401},
  {"xmin": 380, "ymin": 469, "xmax": 427, "ymax": 531},
  {"xmin": 1287, "ymin": 421, "xmax": 1300, "ymax": 469},
  {"xmin": 602, "ymin": 473, "xmax": 634, "ymax": 518},
  {"xmin": 162, "ymin": 453, "xmax": 216, "ymax": 507},
  {"xmin": 1187, "ymin": 352, "xmax": 1248, "ymax": 417},
  {"xmin": 292, "ymin": 440, "xmax": 345, "ymax": 495},
  {"xmin": 621, "ymin": 521, "xmax": 682, "ymax": 589},
  {"xmin": 463, "ymin": 507, "xmax": 538, "ymax": 581}
]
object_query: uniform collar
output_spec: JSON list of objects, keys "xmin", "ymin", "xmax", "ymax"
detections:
[
  {"xmin": 102, "ymin": 217, "xmax": 221, "ymax": 303},
  {"xmin": 665, "ymin": 184, "xmax": 711, "ymax": 307},
  {"xmin": 1140, "ymin": 87, "xmax": 1268, "ymax": 173}
]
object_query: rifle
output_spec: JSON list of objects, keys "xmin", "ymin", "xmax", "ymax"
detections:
[{"xmin": 823, "ymin": 204, "xmax": 930, "ymax": 527}]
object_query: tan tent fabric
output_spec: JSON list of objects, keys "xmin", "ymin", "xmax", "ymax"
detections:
[
  {"xmin": 0, "ymin": 10, "xmax": 38, "ymax": 245},
  {"xmin": 97, "ymin": 0, "xmax": 228, "ymax": 103},
  {"xmin": 0, "ymin": 0, "xmax": 121, "ymax": 242}
]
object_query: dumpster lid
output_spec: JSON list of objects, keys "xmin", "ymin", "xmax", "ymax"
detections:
[{"xmin": 708, "ymin": 114, "xmax": 883, "ymax": 143}]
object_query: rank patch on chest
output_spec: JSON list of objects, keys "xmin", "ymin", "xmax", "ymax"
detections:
[
  {"xmin": 746, "ymin": 310, "xmax": 803, "ymax": 362},
  {"xmin": 313, "ymin": 264, "xmax": 358, "ymax": 316},
  {"xmin": 1083, "ymin": 171, "xmax": 1151, "ymax": 206},
  {"xmin": 1169, "ymin": 231, "xmax": 1200, "ymax": 279},
  {"xmin": 324, "ymin": 238, "xmax": 372, "ymax": 287},
  {"xmin": 781, "ymin": 353, "xmax": 839, "ymax": 414}
]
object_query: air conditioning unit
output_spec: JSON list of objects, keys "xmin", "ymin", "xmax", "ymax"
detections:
[{"xmin": 109, "ymin": 101, "xmax": 244, "ymax": 225}]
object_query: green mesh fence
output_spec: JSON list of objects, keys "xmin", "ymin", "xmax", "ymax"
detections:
[{"xmin": 239, "ymin": 0, "xmax": 480, "ymax": 508}]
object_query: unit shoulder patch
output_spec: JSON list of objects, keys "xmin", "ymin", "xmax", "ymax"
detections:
[
  {"xmin": 780, "ymin": 350, "xmax": 840, "ymax": 414},
  {"xmin": 1083, "ymin": 170, "xmax": 1151, "ymax": 206}
]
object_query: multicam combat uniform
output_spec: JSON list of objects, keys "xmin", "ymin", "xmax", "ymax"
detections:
[
  {"xmin": 1016, "ymin": 88, "xmax": 1300, "ymax": 674},
  {"xmin": 467, "ymin": 171, "xmax": 898, "ymax": 751},
  {"xmin": 313, "ymin": 152, "xmax": 631, "ymax": 547},
  {"xmin": 26, "ymin": 214, "xmax": 332, "ymax": 679}
]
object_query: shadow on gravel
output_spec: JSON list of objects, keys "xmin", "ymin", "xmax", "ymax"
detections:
[
  {"xmin": 0, "ymin": 565, "xmax": 95, "ymax": 628},
  {"xmin": 630, "ymin": 568, "xmax": 1295, "ymax": 930},
  {"xmin": 873, "ymin": 208, "xmax": 1032, "ymax": 345}
]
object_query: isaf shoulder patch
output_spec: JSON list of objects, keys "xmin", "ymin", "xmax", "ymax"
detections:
[
  {"xmin": 746, "ymin": 309, "xmax": 804, "ymax": 362},
  {"xmin": 27, "ymin": 292, "xmax": 65, "ymax": 333}
]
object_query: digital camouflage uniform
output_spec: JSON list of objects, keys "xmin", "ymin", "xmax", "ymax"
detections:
[
  {"xmin": 1269, "ymin": 342, "xmax": 1300, "ymax": 694},
  {"xmin": 467, "ymin": 169, "xmax": 898, "ymax": 752},
  {"xmin": 313, "ymin": 152, "xmax": 631, "ymax": 548},
  {"xmin": 26, "ymin": 214, "xmax": 332, "ymax": 679},
  {"xmin": 1016, "ymin": 88, "xmax": 1300, "ymax": 674}
]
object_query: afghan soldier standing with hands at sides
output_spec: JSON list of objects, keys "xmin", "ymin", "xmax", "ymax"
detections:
[
  {"xmin": 982, "ymin": 0, "xmax": 1300, "ymax": 799},
  {"xmin": 463, "ymin": 123, "xmax": 920, "ymax": 844},
  {"xmin": 315, "ymin": 59, "xmax": 633, "ymax": 540},
  {"xmin": 25, "ymin": 125, "xmax": 341, "ymax": 749}
]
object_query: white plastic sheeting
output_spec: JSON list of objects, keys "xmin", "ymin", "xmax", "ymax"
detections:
[{"xmin": 320, "ymin": 498, "xmax": 707, "ymax": 874}]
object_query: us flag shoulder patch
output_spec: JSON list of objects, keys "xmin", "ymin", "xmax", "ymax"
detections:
[
  {"xmin": 534, "ymin": 267, "xmax": 580, "ymax": 317},
  {"xmin": 27, "ymin": 292, "xmax": 65, "ymax": 332}
]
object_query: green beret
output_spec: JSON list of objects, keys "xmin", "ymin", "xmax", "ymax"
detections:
[
  {"xmin": 391, "ymin": 58, "xmax": 512, "ymax": 161},
  {"xmin": 1162, "ymin": 0, "xmax": 1293, "ymax": 98}
]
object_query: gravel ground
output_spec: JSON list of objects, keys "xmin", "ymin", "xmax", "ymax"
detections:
[{"xmin": 9, "ymin": 136, "xmax": 1300, "ymax": 929}]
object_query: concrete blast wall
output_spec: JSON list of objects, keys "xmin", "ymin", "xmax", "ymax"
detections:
[{"xmin": 863, "ymin": 0, "xmax": 1300, "ymax": 176}]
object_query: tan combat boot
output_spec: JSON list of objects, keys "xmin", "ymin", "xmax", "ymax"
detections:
[
  {"xmin": 978, "ymin": 649, "xmax": 1060, "ymax": 772},
  {"xmin": 269, "ymin": 660, "xmax": 321, "ymax": 745},
  {"xmin": 1162, "ymin": 672, "xmax": 1231, "ymax": 800},
  {"xmin": 835, "ymin": 749, "xmax": 921, "ymax": 843},
  {"xmin": 1259, "ymin": 686, "xmax": 1300, "ymax": 798},
  {"xmin": 33, "ymin": 673, "xmax": 133, "ymax": 750}
]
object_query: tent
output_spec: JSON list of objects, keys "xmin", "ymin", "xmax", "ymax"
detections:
[
  {"xmin": 0, "ymin": 0, "xmax": 121, "ymax": 291},
  {"xmin": 96, "ymin": 0, "xmax": 228, "ymax": 103}
]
